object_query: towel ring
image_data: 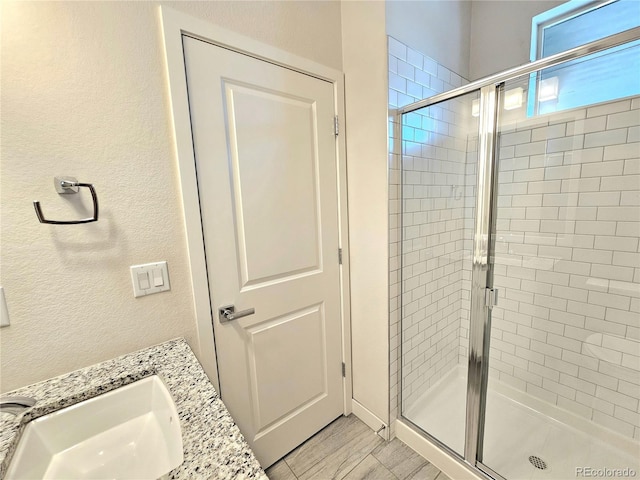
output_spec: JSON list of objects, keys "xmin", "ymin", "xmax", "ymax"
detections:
[{"xmin": 33, "ymin": 177, "xmax": 99, "ymax": 225}]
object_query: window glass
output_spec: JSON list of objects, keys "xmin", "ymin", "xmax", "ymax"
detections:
[
  {"xmin": 541, "ymin": 0, "xmax": 640, "ymax": 56},
  {"xmin": 528, "ymin": 0, "xmax": 640, "ymax": 115}
]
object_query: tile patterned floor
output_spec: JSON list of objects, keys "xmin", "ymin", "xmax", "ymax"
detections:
[{"xmin": 265, "ymin": 415, "xmax": 450, "ymax": 480}]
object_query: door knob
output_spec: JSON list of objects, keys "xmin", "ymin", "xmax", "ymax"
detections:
[{"xmin": 218, "ymin": 305, "xmax": 255, "ymax": 322}]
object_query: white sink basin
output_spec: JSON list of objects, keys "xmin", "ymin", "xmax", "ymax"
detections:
[{"xmin": 5, "ymin": 375, "xmax": 184, "ymax": 479}]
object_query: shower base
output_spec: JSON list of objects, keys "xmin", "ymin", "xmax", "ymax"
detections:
[{"xmin": 404, "ymin": 365, "xmax": 640, "ymax": 480}]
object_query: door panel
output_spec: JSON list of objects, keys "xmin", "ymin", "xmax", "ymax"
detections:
[
  {"xmin": 249, "ymin": 303, "xmax": 327, "ymax": 433},
  {"xmin": 183, "ymin": 36, "xmax": 344, "ymax": 467},
  {"xmin": 224, "ymin": 81, "xmax": 322, "ymax": 286}
]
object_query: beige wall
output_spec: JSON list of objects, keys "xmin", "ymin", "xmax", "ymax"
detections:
[
  {"xmin": 0, "ymin": 1, "xmax": 343, "ymax": 392},
  {"xmin": 387, "ymin": 0, "xmax": 566, "ymax": 82},
  {"xmin": 386, "ymin": 0, "xmax": 472, "ymax": 80},
  {"xmin": 341, "ymin": 1, "xmax": 390, "ymax": 423},
  {"xmin": 469, "ymin": 0, "xmax": 565, "ymax": 80}
]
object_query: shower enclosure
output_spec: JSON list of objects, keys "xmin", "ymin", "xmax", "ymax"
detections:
[{"xmin": 398, "ymin": 27, "xmax": 640, "ymax": 479}]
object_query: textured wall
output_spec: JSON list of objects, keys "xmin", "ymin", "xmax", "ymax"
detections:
[
  {"xmin": 342, "ymin": 1, "xmax": 389, "ymax": 423},
  {"xmin": 0, "ymin": 1, "xmax": 343, "ymax": 392},
  {"xmin": 169, "ymin": 1, "xmax": 343, "ymax": 72}
]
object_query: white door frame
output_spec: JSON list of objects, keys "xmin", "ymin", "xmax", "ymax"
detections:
[{"xmin": 159, "ymin": 6, "xmax": 353, "ymax": 414}]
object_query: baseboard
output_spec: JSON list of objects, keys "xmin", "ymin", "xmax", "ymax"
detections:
[
  {"xmin": 351, "ymin": 399, "xmax": 389, "ymax": 441},
  {"xmin": 394, "ymin": 419, "xmax": 484, "ymax": 480}
]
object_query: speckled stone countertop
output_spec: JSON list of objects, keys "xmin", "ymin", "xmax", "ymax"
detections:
[{"xmin": 0, "ymin": 338, "xmax": 267, "ymax": 480}]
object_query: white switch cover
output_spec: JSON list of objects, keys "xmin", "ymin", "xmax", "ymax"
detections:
[
  {"xmin": 152, "ymin": 269, "xmax": 164, "ymax": 287},
  {"xmin": 0, "ymin": 287, "xmax": 10, "ymax": 327},
  {"xmin": 130, "ymin": 262, "xmax": 171, "ymax": 298}
]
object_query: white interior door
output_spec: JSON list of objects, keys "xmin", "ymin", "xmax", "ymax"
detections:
[{"xmin": 182, "ymin": 36, "xmax": 344, "ymax": 467}]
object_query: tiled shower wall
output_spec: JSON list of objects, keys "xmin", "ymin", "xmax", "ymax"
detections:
[
  {"xmin": 398, "ymin": 103, "xmax": 478, "ymax": 412},
  {"xmin": 388, "ymin": 36, "xmax": 470, "ymax": 426},
  {"xmin": 490, "ymin": 97, "xmax": 640, "ymax": 440},
  {"xmin": 390, "ymin": 35, "xmax": 640, "ymax": 441}
]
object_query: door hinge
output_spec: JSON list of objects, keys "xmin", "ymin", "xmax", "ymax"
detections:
[
  {"xmin": 338, "ymin": 248, "xmax": 343, "ymax": 265},
  {"xmin": 485, "ymin": 288, "xmax": 499, "ymax": 309},
  {"xmin": 334, "ymin": 115, "xmax": 339, "ymax": 136},
  {"xmin": 342, "ymin": 362, "xmax": 346, "ymax": 377}
]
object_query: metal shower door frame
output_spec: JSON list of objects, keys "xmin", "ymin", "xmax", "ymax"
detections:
[{"xmin": 465, "ymin": 83, "xmax": 500, "ymax": 467}]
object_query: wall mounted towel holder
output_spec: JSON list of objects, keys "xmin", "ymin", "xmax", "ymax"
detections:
[{"xmin": 34, "ymin": 176, "xmax": 99, "ymax": 225}]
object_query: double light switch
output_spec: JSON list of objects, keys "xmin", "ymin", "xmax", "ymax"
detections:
[{"xmin": 130, "ymin": 261, "xmax": 171, "ymax": 297}]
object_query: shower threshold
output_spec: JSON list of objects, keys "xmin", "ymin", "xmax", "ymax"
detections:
[{"xmin": 404, "ymin": 365, "xmax": 640, "ymax": 480}]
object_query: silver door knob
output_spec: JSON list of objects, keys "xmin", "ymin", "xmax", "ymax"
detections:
[{"xmin": 218, "ymin": 305, "xmax": 255, "ymax": 322}]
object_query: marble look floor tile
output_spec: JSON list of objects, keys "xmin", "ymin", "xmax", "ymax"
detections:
[
  {"xmin": 285, "ymin": 415, "xmax": 369, "ymax": 476},
  {"xmin": 271, "ymin": 414, "xmax": 444, "ymax": 480},
  {"xmin": 372, "ymin": 438, "xmax": 428, "ymax": 480},
  {"xmin": 404, "ymin": 462, "xmax": 442, "ymax": 480},
  {"xmin": 298, "ymin": 424, "xmax": 384, "ymax": 480},
  {"xmin": 342, "ymin": 454, "xmax": 398, "ymax": 480},
  {"xmin": 266, "ymin": 460, "xmax": 297, "ymax": 480}
]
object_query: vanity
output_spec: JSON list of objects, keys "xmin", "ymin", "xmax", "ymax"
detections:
[{"xmin": 0, "ymin": 338, "xmax": 267, "ymax": 479}]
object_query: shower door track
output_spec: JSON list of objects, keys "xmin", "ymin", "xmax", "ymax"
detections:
[{"xmin": 399, "ymin": 416, "xmax": 508, "ymax": 480}]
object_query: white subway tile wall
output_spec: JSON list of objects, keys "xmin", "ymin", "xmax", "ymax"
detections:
[
  {"xmin": 388, "ymin": 36, "xmax": 472, "ymax": 429},
  {"xmin": 390, "ymin": 35, "xmax": 640, "ymax": 441},
  {"xmin": 398, "ymin": 95, "xmax": 478, "ymax": 414},
  {"xmin": 490, "ymin": 92, "xmax": 640, "ymax": 440}
]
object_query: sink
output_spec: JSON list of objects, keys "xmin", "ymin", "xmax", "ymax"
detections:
[{"xmin": 5, "ymin": 375, "xmax": 183, "ymax": 479}]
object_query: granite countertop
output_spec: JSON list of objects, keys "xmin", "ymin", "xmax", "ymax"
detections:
[{"xmin": 0, "ymin": 338, "xmax": 268, "ymax": 480}]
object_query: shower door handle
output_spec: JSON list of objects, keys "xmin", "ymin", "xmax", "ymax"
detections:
[
  {"xmin": 218, "ymin": 305, "xmax": 255, "ymax": 322},
  {"xmin": 485, "ymin": 288, "xmax": 499, "ymax": 309}
]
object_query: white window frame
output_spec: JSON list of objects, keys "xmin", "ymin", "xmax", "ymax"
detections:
[
  {"xmin": 527, "ymin": 0, "xmax": 622, "ymax": 115},
  {"xmin": 530, "ymin": 0, "xmax": 617, "ymax": 61}
]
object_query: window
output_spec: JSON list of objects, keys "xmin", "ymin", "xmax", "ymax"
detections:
[{"xmin": 528, "ymin": 0, "xmax": 640, "ymax": 115}]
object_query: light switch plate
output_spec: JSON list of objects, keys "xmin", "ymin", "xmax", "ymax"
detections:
[{"xmin": 130, "ymin": 262, "xmax": 171, "ymax": 298}]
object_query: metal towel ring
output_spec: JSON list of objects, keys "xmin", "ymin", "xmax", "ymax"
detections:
[{"xmin": 33, "ymin": 176, "xmax": 99, "ymax": 225}]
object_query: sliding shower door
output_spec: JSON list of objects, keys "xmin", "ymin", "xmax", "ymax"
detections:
[
  {"xmin": 399, "ymin": 29, "xmax": 640, "ymax": 480},
  {"xmin": 400, "ymin": 90, "xmax": 480, "ymax": 457},
  {"xmin": 481, "ymin": 47, "xmax": 640, "ymax": 479}
]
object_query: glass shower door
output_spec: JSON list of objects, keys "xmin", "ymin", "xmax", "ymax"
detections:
[
  {"xmin": 480, "ymin": 49, "xmax": 640, "ymax": 479},
  {"xmin": 398, "ymin": 28, "xmax": 640, "ymax": 480},
  {"xmin": 400, "ymin": 89, "xmax": 480, "ymax": 458}
]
